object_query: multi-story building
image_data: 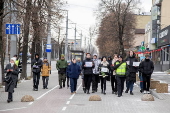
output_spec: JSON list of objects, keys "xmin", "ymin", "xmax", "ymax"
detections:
[{"xmin": 150, "ymin": 0, "xmax": 170, "ymax": 71}]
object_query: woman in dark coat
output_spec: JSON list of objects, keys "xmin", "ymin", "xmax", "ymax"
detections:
[
  {"xmin": 125, "ymin": 50, "xmax": 138, "ymax": 95},
  {"xmin": 4, "ymin": 57, "xmax": 19, "ymax": 103}
]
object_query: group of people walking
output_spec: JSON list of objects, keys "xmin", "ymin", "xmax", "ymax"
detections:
[
  {"xmin": 4, "ymin": 50, "xmax": 154, "ymax": 103},
  {"xmin": 4, "ymin": 53, "xmax": 51, "ymax": 103},
  {"xmin": 56, "ymin": 51, "xmax": 154, "ymax": 98}
]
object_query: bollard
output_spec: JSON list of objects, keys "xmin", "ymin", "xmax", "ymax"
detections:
[
  {"xmin": 150, "ymin": 80, "xmax": 160, "ymax": 89},
  {"xmin": 156, "ymin": 83, "xmax": 168, "ymax": 93}
]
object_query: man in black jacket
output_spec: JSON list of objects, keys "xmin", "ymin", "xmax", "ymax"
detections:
[
  {"xmin": 139, "ymin": 54, "xmax": 154, "ymax": 94},
  {"xmin": 31, "ymin": 53, "xmax": 42, "ymax": 91},
  {"xmin": 82, "ymin": 53, "xmax": 95, "ymax": 94}
]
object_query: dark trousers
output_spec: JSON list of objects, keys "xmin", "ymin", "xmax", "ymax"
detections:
[
  {"xmin": 8, "ymin": 92, "xmax": 13, "ymax": 100},
  {"xmin": 33, "ymin": 72, "xmax": 40, "ymax": 89},
  {"xmin": 111, "ymin": 75, "xmax": 117, "ymax": 92},
  {"xmin": 70, "ymin": 78, "xmax": 78, "ymax": 93},
  {"xmin": 142, "ymin": 75, "xmax": 151, "ymax": 91},
  {"xmin": 67, "ymin": 77, "xmax": 70, "ymax": 87},
  {"xmin": 59, "ymin": 74, "xmax": 66, "ymax": 87},
  {"xmin": 100, "ymin": 76, "xmax": 107, "ymax": 90},
  {"xmin": 84, "ymin": 74, "xmax": 92, "ymax": 91},
  {"xmin": 127, "ymin": 81, "xmax": 134, "ymax": 91},
  {"xmin": 92, "ymin": 74, "xmax": 99, "ymax": 91},
  {"xmin": 42, "ymin": 76, "xmax": 49, "ymax": 88},
  {"xmin": 15, "ymin": 75, "xmax": 18, "ymax": 88},
  {"xmin": 117, "ymin": 76, "xmax": 126, "ymax": 96}
]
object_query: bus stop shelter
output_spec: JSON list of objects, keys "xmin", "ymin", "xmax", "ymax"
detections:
[{"xmin": 70, "ymin": 50, "xmax": 85, "ymax": 62}]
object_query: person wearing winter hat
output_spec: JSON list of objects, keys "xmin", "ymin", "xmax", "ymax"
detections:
[
  {"xmin": 139, "ymin": 54, "xmax": 154, "ymax": 94},
  {"xmin": 41, "ymin": 57, "xmax": 51, "ymax": 89},
  {"xmin": 31, "ymin": 53, "xmax": 43, "ymax": 91},
  {"xmin": 113, "ymin": 55, "xmax": 129, "ymax": 97},
  {"xmin": 56, "ymin": 54, "xmax": 68, "ymax": 89},
  {"xmin": 4, "ymin": 58, "xmax": 19, "ymax": 103}
]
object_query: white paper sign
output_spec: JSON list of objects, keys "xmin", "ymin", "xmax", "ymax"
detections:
[
  {"xmin": 85, "ymin": 62, "xmax": 92, "ymax": 67},
  {"xmin": 101, "ymin": 67, "xmax": 108, "ymax": 72},
  {"xmin": 133, "ymin": 62, "xmax": 140, "ymax": 66}
]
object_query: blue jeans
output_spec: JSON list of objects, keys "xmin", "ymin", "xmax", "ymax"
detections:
[
  {"xmin": 127, "ymin": 81, "xmax": 134, "ymax": 91},
  {"xmin": 70, "ymin": 78, "xmax": 78, "ymax": 93},
  {"xmin": 139, "ymin": 75, "xmax": 143, "ymax": 90}
]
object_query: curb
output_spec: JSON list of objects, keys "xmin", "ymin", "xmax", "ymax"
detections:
[{"xmin": 150, "ymin": 89, "xmax": 164, "ymax": 100}]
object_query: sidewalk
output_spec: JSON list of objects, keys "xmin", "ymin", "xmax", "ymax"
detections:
[{"xmin": 0, "ymin": 66, "xmax": 170, "ymax": 113}]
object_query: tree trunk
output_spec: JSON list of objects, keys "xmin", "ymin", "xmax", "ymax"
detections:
[
  {"xmin": 21, "ymin": 0, "xmax": 32, "ymax": 79},
  {"xmin": 0, "ymin": 0, "xmax": 5, "ymax": 84}
]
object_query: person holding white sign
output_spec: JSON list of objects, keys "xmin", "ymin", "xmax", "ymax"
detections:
[
  {"xmin": 82, "ymin": 53, "xmax": 95, "ymax": 94},
  {"xmin": 98, "ymin": 56, "xmax": 109, "ymax": 95},
  {"xmin": 125, "ymin": 51, "xmax": 138, "ymax": 95}
]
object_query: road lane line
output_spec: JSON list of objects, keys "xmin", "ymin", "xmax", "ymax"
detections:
[
  {"xmin": 69, "ymin": 83, "xmax": 82, "ymax": 100},
  {"xmin": 66, "ymin": 101, "xmax": 70, "ymax": 104},
  {"xmin": 62, "ymin": 107, "xmax": 67, "ymax": 111},
  {"xmin": 36, "ymin": 85, "xmax": 59, "ymax": 100},
  {"xmin": 28, "ymin": 102, "xmax": 34, "ymax": 105},
  {"xmin": 0, "ymin": 107, "xmax": 27, "ymax": 112}
]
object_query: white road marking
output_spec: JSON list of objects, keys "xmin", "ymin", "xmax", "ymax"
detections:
[
  {"xmin": 0, "ymin": 107, "xmax": 27, "ymax": 112},
  {"xmin": 62, "ymin": 107, "xmax": 67, "ymax": 111},
  {"xmin": 28, "ymin": 102, "xmax": 34, "ymax": 105},
  {"xmin": 36, "ymin": 85, "xmax": 59, "ymax": 100},
  {"xmin": 66, "ymin": 101, "xmax": 70, "ymax": 104},
  {"xmin": 69, "ymin": 83, "xmax": 82, "ymax": 100}
]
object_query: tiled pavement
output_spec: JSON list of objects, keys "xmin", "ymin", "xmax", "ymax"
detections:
[{"xmin": 0, "ymin": 63, "xmax": 170, "ymax": 113}]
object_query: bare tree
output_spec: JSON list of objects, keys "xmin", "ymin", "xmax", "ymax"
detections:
[
  {"xmin": 21, "ymin": 0, "xmax": 32, "ymax": 79},
  {"xmin": 96, "ymin": 0, "xmax": 138, "ymax": 56}
]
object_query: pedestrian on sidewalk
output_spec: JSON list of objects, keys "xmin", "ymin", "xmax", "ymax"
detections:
[
  {"xmin": 13, "ymin": 55, "xmax": 21, "ymax": 88},
  {"xmin": 107, "ymin": 56, "xmax": 112, "ymax": 81},
  {"xmin": 66, "ymin": 61, "xmax": 71, "ymax": 88},
  {"xmin": 82, "ymin": 53, "xmax": 95, "ymax": 94},
  {"xmin": 31, "ymin": 53, "xmax": 42, "ymax": 91},
  {"xmin": 56, "ymin": 54, "xmax": 68, "ymax": 89},
  {"xmin": 92, "ymin": 54, "xmax": 101, "ymax": 93},
  {"xmin": 111, "ymin": 54, "xmax": 118, "ymax": 95},
  {"xmin": 99, "ymin": 56, "xmax": 109, "ymax": 95},
  {"xmin": 4, "ymin": 57, "xmax": 19, "ymax": 103},
  {"xmin": 139, "ymin": 59, "xmax": 144, "ymax": 93},
  {"xmin": 113, "ymin": 55, "xmax": 129, "ymax": 97},
  {"xmin": 41, "ymin": 57, "xmax": 51, "ymax": 89},
  {"xmin": 68, "ymin": 59, "xmax": 81, "ymax": 95},
  {"xmin": 125, "ymin": 51, "xmax": 138, "ymax": 95},
  {"xmin": 139, "ymin": 54, "xmax": 154, "ymax": 94}
]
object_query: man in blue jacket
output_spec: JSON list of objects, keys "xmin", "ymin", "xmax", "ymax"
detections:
[{"xmin": 68, "ymin": 59, "xmax": 81, "ymax": 94}]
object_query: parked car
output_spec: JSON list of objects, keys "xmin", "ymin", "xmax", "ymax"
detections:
[{"xmin": 27, "ymin": 58, "xmax": 31, "ymax": 64}]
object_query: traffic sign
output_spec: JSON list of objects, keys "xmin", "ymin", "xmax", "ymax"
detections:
[
  {"xmin": 6, "ymin": 24, "xmax": 20, "ymax": 34},
  {"xmin": 140, "ymin": 46, "xmax": 145, "ymax": 51},
  {"xmin": 46, "ymin": 44, "xmax": 52, "ymax": 52}
]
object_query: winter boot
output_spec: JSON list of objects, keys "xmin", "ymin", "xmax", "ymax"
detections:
[{"xmin": 130, "ymin": 91, "xmax": 134, "ymax": 95}]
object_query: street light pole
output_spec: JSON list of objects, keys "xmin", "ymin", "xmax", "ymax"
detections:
[
  {"xmin": 65, "ymin": 10, "xmax": 68, "ymax": 60},
  {"xmin": 47, "ymin": 0, "xmax": 52, "ymax": 64},
  {"xmin": 74, "ymin": 23, "xmax": 77, "ymax": 50}
]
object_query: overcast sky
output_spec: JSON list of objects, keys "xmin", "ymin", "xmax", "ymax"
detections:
[{"xmin": 60, "ymin": 0, "xmax": 152, "ymax": 47}]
